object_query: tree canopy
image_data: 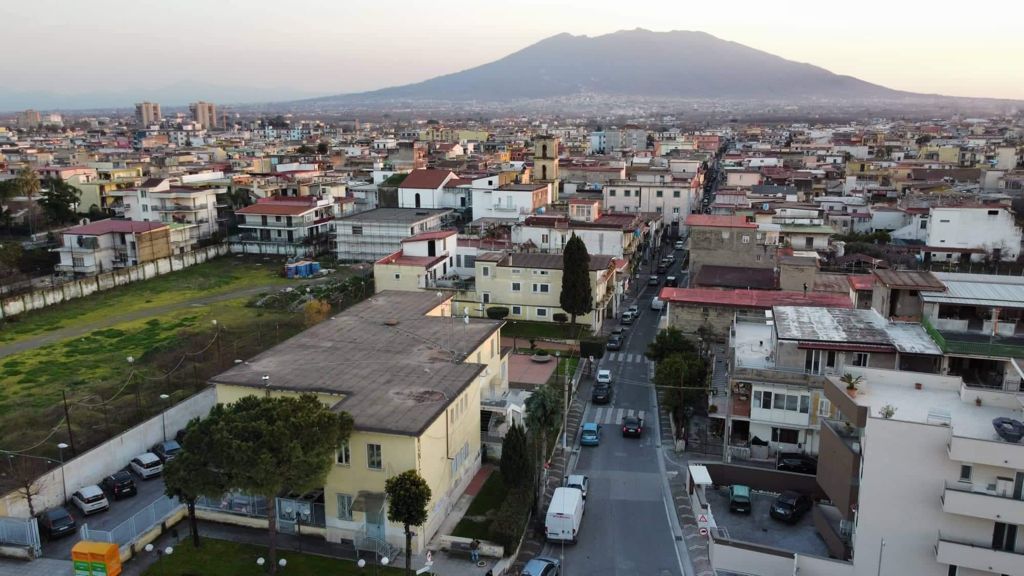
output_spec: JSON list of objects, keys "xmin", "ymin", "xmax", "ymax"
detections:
[
  {"xmin": 559, "ymin": 234, "xmax": 592, "ymax": 329},
  {"xmin": 645, "ymin": 327, "xmax": 697, "ymax": 362},
  {"xmin": 500, "ymin": 422, "xmax": 531, "ymax": 490},
  {"xmin": 385, "ymin": 470, "xmax": 432, "ymax": 576},
  {"xmin": 164, "ymin": 416, "xmax": 229, "ymax": 548},
  {"xmin": 39, "ymin": 178, "xmax": 81, "ymax": 224}
]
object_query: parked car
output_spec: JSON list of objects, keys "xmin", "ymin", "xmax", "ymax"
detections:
[
  {"xmin": 611, "ymin": 326, "xmax": 627, "ymax": 337},
  {"xmin": 665, "ymin": 276, "xmax": 679, "ymax": 288},
  {"xmin": 777, "ymin": 452, "xmax": 818, "ymax": 475},
  {"xmin": 151, "ymin": 440, "xmax": 182, "ymax": 463},
  {"xmin": 596, "ymin": 369, "xmax": 612, "ymax": 384},
  {"xmin": 621, "ymin": 311, "xmax": 635, "ymax": 325},
  {"xmin": 656, "ymin": 263, "xmax": 668, "ymax": 274},
  {"xmin": 729, "ymin": 484, "xmax": 752, "ymax": 514},
  {"xmin": 650, "ymin": 297, "xmax": 664, "ymax": 310},
  {"xmin": 674, "ymin": 240, "xmax": 685, "ymax": 250},
  {"xmin": 627, "ymin": 304, "xmax": 639, "ymax": 316},
  {"xmin": 521, "ymin": 556, "xmax": 561, "ymax": 576},
  {"xmin": 101, "ymin": 470, "xmax": 138, "ymax": 500},
  {"xmin": 605, "ymin": 333, "xmax": 624, "ymax": 351},
  {"xmin": 38, "ymin": 507, "xmax": 76, "ymax": 540},
  {"xmin": 130, "ymin": 452, "xmax": 164, "ymax": 479},
  {"xmin": 580, "ymin": 422, "xmax": 602, "ymax": 446},
  {"xmin": 545, "ymin": 488, "xmax": 584, "ymax": 543},
  {"xmin": 648, "ymin": 275, "xmax": 660, "ymax": 286},
  {"xmin": 565, "ymin": 474, "xmax": 589, "ymax": 499},
  {"xmin": 592, "ymin": 382, "xmax": 613, "ymax": 404},
  {"xmin": 71, "ymin": 485, "xmax": 110, "ymax": 516},
  {"xmin": 664, "ymin": 253, "xmax": 675, "ymax": 263},
  {"xmin": 770, "ymin": 491, "xmax": 812, "ymax": 523},
  {"xmin": 621, "ymin": 415, "xmax": 643, "ymax": 438}
]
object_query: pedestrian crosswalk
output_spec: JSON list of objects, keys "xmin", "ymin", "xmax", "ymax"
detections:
[
  {"xmin": 605, "ymin": 352, "xmax": 652, "ymax": 365},
  {"xmin": 591, "ymin": 406, "xmax": 646, "ymax": 425}
]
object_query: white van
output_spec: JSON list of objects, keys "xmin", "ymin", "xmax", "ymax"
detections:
[
  {"xmin": 545, "ymin": 487, "xmax": 584, "ymax": 543},
  {"xmin": 650, "ymin": 296, "xmax": 664, "ymax": 311}
]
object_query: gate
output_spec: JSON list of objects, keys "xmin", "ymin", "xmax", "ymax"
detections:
[{"xmin": 0, "ymin": 516, "xmax": 41, "ymax": 557}]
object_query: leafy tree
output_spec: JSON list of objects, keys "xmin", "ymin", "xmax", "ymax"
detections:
[
  {"xmin": 212, "ymin": 395, "xmax": 353, "ymax": 574},
  {"xmin": 559, "ymin": 234, "xmax": 592, "ymax": 332},
  {"xmin": 296, "ymin": 144, "xmax": 314, "ymax": 154},
  {"xmin": 488, "ymin": 488, "xmax": 530, "ymax": 549},
  {"xmin": 499, "ymin": 423, "xmax": 531, "ymax": 490},
  {"xmin": 915, "ymin": 135, "xmax": 933, "ymax": 146},
  {"xmin": 645, "ymin": 327, "xmax": 697, "ymax": 362},
  {"xmin": 655, "ymin": 354, "xmax": 707, "ymax": 424},
  {"xmin": 39, "ymin": 178, "xmax": 81, "ymax": 224},
  {"xmin": 384, "ymin": 470, "xmax": 432, "ymax": 576},
  {"xmin": 14, "ymin": 167, "xmax": 40, "ymax": 233},
  {"xmin": 525, "ymin": 384, "xmax": 561, "ymax": 513},
  {"xmin": 164, "ymin": 416, "xmax": 228, "ymax": 548},
  {"xmin": 486, "ymin": 306, "xmax": 510, "ymax": 320},
  {"xmin": 316, "ymin": 141, "xmax": 329, "ymax": 154}
]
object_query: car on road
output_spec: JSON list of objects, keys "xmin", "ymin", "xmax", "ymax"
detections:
[
  {"xmin": 770, "ymin": 491, "xmax": 812, "ymax": 523},
  {"xmin": 621, "ymin": 414, "xmax": 643, "ymax": 438},
  {"xmin": 565, "ymin": 474, "xmax": 589, "ymax": 499},
  {"xmin": 611, "ymin": 326, "xmax": 627, "ymax": 337},
  {"xmin": 621, "ymin": 310, "xmax": 635, "ymax": 324},
  {"xmin": 648, "ymin": 274, "xmax": 660, "ymax": 286},
  {"xmin": 777, "ymin": 452, "xmax": 818, "ymax": 475},
  {"xmin": 151, "ymin": 440, "xmax": 182, "ymax": 463},
  {"xmin": 664, "ymin": 253, "xmax": 675, "ymax": 263},
  {"xmin": 38, "ymin": 507, "xmax": 76, "ymax": 540},
  {"xmin": 605, "ymin": 333, "xmax": 624, "ymax": 350},
  {"xmin": 674, "ymin": 240, "xmax": 685, "ymax": 250},
  {"xmin": 521, "ymin": 555, "xmax": 561, "ymax": 576},
  {"xmin": 592, "ymin": 382, "xmax": 613, "ymax": 404},
  {"xmin": 71, "ymin": 485, "xmax": 110, "ymax": 516},
  {"xmin": 627, "ymin": 304, "xmax": 638, "ymax": 315},
  {"xmin": 101, "ymin": 470, "xmax": 138, "ymax": 500},
  {"xmin": 729, "ymin": 484, "xmax": 752, "ymax": 514},
  {"xmin": 596, "ymin": 369, "xmax": 612, "ymax": 384},
  {"xmin": 650, "ymin": 296, "xmax": 664, "ymax": 310},
  {"xmin": 580, "ymin": 422, "xmax": 601, "ymax": 446},
  {"xmin": 656, "ymin": 263, "xmax": 668, "ymax": 274},
  {"xmin": 665, "ymin": 276, "xmax": 678, "ymax": 287},
  {"xmin": 130, "ymin": 452, "xmax": 164, "ymax": 479}
]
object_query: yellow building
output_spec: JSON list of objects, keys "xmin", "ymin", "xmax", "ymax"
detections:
[{"xmin": 211, "ymin": 291, "xmax": 507, "ymax": 553}]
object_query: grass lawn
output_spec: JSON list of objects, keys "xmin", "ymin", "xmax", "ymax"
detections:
[
  {"xmin": 546, "ymin": 357, "xmax": 579, "ymax": 387},
  {"xmin": 502, "ymin": 320, "xmax": 589, "ymax": 341},
  {"xmin": 0, "ymin": 255, "xmax": 294, "ymax": 345},
  {"xmin": 144, "ymin": 538, "xmax": 404, "ymax": 576},
  {"xmin": 452, "ymin": 470, "xmax": 508, "ymax": 540}
]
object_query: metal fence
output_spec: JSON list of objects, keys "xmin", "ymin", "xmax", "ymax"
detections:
[
  {"xmin": 195, "ymin": 492, "xmax": 269, "ymax": 518},
  {"xmin": 80, "ymin": 496, "xmax": 182, "ymax": 547},
  {"xmin": 0, "ymin": 516, "xmax": 41, "ymax": 556}
]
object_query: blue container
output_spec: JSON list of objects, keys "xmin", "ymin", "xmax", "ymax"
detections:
[
  {"xmin": 285, "ymin": 265, "xmax": 295, "ymax": 279},
  {"xmin": 310, "ymin": 262, "xmax": 321, "ymax": 274}
]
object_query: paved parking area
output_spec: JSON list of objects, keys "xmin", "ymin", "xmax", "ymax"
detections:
[{"xmin": 706, "ymin": 487, "xmax": 829, "ymax": 557}]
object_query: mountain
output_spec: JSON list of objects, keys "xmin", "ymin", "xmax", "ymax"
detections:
[{"xmin": 309, "ymin": 29, "xmax": 908, "ymax": 104}]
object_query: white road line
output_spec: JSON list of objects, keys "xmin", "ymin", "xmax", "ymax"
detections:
[{"xmin": 615, "ymin": 408, "xmax": 624, "ymax": 423}]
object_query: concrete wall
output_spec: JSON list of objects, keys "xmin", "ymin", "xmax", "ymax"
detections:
[
  {"xmin": 0, "ymin": 245, "xmax": 229, "ymax": 320},
  {"xmin": 229, "ymin": 241, "xmax": 314, "ymax": 258},
  {"xmin": 0, "ymin": 388, "xmax": 216, "ymax": 517},
  {"xmin": 700, "ymin": 462, "xmax": 827, "ymax": 499}
]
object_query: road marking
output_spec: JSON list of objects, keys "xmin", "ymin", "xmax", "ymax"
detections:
[{"xmin": 615, "ymin": 408, "xmax": 624, "ymax": 423}]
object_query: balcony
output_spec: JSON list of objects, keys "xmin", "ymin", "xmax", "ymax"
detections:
[
  {"xmin": 817, "ymin": 419, "xmax": 861, "ymax": 519},
  {"xmin": 942, "ymin": 480, "xmax": 1024, "ymax": 525},
  {"xmin": 948, "ymin": 434, "xmax": 1024, "ymax": 470},
  {"xmin": 153, "ymin": 202, "xmax": 208, "ymax": 212},
  {"xmin": 922, "ymin": 315, "xmax": 1024, "ymax": 359},
  {"xmin": 935, "ymin": 533, "xmax": 1024, "ymax": 576}
]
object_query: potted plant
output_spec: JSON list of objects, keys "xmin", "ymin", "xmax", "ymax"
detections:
[
  {"xmin": 914, "ymin": 382, "xmax": 923, "ymax": 390},
  {"xmin": 975, "ymin": 397, "xmax": 983, "ymax": 407},
  {"xmin": 840, "ymin": 373, "xmax": 863, "ymax": 398}
]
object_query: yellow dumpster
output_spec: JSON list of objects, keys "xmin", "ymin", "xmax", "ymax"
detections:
[{"xmin": 71, "ymin": 541, "xmax": 122, "ymax": 576}]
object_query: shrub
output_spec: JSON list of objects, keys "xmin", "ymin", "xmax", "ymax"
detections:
[
  {"xmin": 488, "ymin": 488, "xmax": 531, "ymax": 551},
  {"xmin": 486, "ymin": 306, "xmax": 510, "ymax": 320},
  {"xmin": 552, "ymin": 313, "xmax": 568, "ymax": 324}
]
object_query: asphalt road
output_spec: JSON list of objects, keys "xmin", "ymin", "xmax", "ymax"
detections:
[
  {"xmin": 548, "ymin": 249, "xmax": 691, "ymax": 576},
  {"xmin": 41, "ymin": 470, "xmax": 168, "ymax": 560}
]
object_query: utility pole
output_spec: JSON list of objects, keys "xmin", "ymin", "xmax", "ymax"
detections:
[{"xmin": 61, "ymin": 390, "xmax": 76, "ymax": 455}]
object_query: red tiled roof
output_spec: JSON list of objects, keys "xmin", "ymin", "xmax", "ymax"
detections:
[
  {"xmin": 65, "ymin": 219, "xmax": 167, "ymax": 235},
  {"xmin": 847, "ymin": 275, "xmax": 876, "ymax": 291},
  {"xmin": 684, "ymin": 214, "xmax": 756, "ymax": 228},
  {"xmin": 401, "ymin": 229, "xmax": 457, "ymax": 243},
  {"xmin": 399, "ymin": 169, "xmax": 456, "ymax": 190},
  {"xmin": 658, "ymin": 287, "xmax": 852, "ymax": 309}
]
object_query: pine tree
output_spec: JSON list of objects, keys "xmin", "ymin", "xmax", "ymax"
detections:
[
  {"xmin": 559, "ymin": 234, "xmax": 592, "ymax": 332},
  {"xmin": 500, "ymin": 422, "xmax": 531, "ymax": 490}
]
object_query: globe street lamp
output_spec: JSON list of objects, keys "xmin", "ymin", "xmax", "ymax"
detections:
[
  {"xmin": 159, "ymin": 394, "xmax": 171, "ymax": 442},
  {"xmin": 56, "ymin": 443, "xmax": 69, "ymax": 504}
]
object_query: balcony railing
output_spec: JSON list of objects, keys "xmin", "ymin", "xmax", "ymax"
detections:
[
  {"xmin": 948, "ymin": 434, "xmax": 1024, "ymax": 470},
  {"xmin": 922, "ymin": 315, "xmax": 1024, "ymax": 359},
  {"xmin": 935, "ymin": 532, "xmax": 1024, "ymax": 576},
  {"xmin": 153, "ymin": 203, "xmax": 208, "ymax": 212},
  {"xmin": 942, "ymin": 480, "xmax": 1024, "ymax": 525}
]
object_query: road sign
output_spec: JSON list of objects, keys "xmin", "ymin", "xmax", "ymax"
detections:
[
  {"xmin": 697, "ymin": 513, "xmax": 710, "ymax": 530},
  {"xmin": 699, "ymin": 527, "xmax": 709, "ymax": 537}
]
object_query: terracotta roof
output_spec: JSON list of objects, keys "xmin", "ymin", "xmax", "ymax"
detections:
[
  {"xmin": 399, "ymin": 169, "xmax": 456, "ymax": 190},
  {"xmin": 658, "ymin": 287, "xmax": 852, "ymax": 309},
  {"xmin": 847, "ymin": 275, "xmax": 876, "ymax": 291},
  {"xmin": 401, "ymin": 229, "xmax": 457, "ymax": 243},
  {"xmin": 685, "ymin": 214, "xmax": 756, "ymax": 228},
  {"xmin": 65, "ymin": 219, "xmax": 167, "ymax": 235},
  {"xmin": 872, "ymin": 269, "xmax": 945, "ymax": 291}
]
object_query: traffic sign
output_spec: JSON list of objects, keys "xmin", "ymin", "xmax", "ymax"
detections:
[
  {"xmin": 699, "ymin": 527, "xmax": 709, "ymax": 537},
  {"xmin": 697, "ymin": 513, "xmax": 709, "ymax": 528}
]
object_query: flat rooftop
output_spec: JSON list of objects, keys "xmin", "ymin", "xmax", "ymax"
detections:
[
  {"xmin": 211, "ymin": 291, "xmax": 502, "ymax": 436},
  {"xmin": 705, "ymin": 487, "xmax": 830, "ymax": 558},
  {"xmin": 772, "ymin": 306, "xmax": 942, "ymax": 355},
  {"xmin": 733, "ymin": 321, "xmax": 776, "ymax": 369},
  {"xmin": 923, "ymin": 272, "xmax": 1024, "ymax": 309},
  {"xmin": 336, "ymin": 207, "xmax": 452, "ymax": 223}
]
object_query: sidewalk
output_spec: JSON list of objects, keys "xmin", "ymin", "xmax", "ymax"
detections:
[{"xmin": 0, "ymin": 557, "xmax": 72, "ymax": 576}]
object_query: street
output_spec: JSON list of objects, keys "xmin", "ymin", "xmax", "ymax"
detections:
[{"xmin": 547, "ymin": 249, "xmax": 691, "ymax": 576}]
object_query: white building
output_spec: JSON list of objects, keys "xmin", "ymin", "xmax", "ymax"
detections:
[
  {"xmin": 602, "ymin": 172, "xmax": 697, "ymax": 225},
  {"xmin": 333, "ymin": 207, "xmax": 453, "ymax": 262},
  {"xmin": 470, "ymin": 183, "xmax": 550, "ymax": 221},
  {"xmin": 893, "ymin": 206, "xmax": 1023, "ymax": 262},
  {"xmin": 108, "ymin": 178, "xmax": 224, "ymax": 240},
  {"xmin": 55, "ymin": 219, "xmax": 169, "ymax": 276},
  {"xmin": 234, "ymin": 196, "xmax": 335, "ymax": 255},
  {"xmin": 396, "ymin": 169, "xmax": 465, "ymax": 210}
]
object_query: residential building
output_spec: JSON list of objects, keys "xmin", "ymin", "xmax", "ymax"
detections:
[
  {"xmin": 334, "ymin": 208, "xmax": 453, "ymax": 262},
  {"xmin": 373, "ymin": 230, "xmax": 457, "ymax": 292},
  {"xmin": 470, "ymin": 183, "xmax": 550, "ymax": 221},
  {"xmin": 234, "ymin": 195, "xmax": 335, "ymax": 256},
  {"xmin": 55, "ymin": 219, "xmax": 170, "ymax": 276},
  {"xmin": 17, "ymin": 109, "xmax": 41, "ymax": 128},
  {"xmin": 685, "ymin": 214, "xmax": 780, "ymax": 279},
  {"xmin": 109, "ymin": 178, "xmax": 225, "ymax": 240},
  {"xmin": 135, "ymin": 102, "xmax": 161, "ymax": 126},
  {"xmin": 189, "ymin": 101, "xmax": 218, "ymax": 129},
  {"xmin": 602, "ymin": 172, "xmax": 697, "ymax": 225},
  {"xmin": 211, "ymin": 291, "xmax": 509, "ymax": 554},
  {"xmin": 396, "ymin": 169, "xmax": 463, "ymax": 210},
  {"xmin": 512, "ymin": 210, "xmax": 660, "ymax": 262}
]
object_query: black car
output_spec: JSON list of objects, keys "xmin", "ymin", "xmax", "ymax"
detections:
[
  {"xmin": 592, "ymin": 383, "xmax": 613, "ymax": 404},
  {"xmin": 151, "ymin": 440, "xmax": 182, "ymax": 463},
  {"xmin": 38, "ymin": 507, "xmax": 76, "ymax": 540},
  {"xmin": 101, "ymin": 470, "xmax": 138, "ymax": 500},
  {"xmin": 621, "ymin": 415, "xmax": 643, "ymax": 437},
  {"xmin": 648, "ymin": 275, "xmax": 660, "ymax": 286},
  {"xmin": 656, "ymin": 264, "xmax": 668, "ymax": 274},
  {"xmin": 606, "ymin": 334, "xmax": 624, "ymax": 351},
  {"xmin": 770, "ymin": 491, "xmax": 812, "ymax": 523},
  {"xmin": 665, "ymin": 276, "xmax": 679, "ymax": 287},
  {"xmin": 777, "ymin": 453, "xmax": 818, "ymax": 475}
]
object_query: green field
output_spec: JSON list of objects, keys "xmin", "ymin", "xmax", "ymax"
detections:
[
  {"xmin": 145, "ymin": 538, "xmax": 404, "ymax": 576},
  {"xmin": 0, "ymin": 256, "xmax": 292, "ymax": 345}
]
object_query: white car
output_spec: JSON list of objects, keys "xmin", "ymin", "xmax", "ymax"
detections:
[
  {"xmin": 674, "ymin": 240, "xmax": 685, "ymax": 250},
  {"xmin": 565, "ymin": 474, "xmax": 589, "ymax": 500},
  {"xmin": 71, "ymin": 485, "xmax": 109, "ymax": 515},
  {"xmin": 130, "ymin": 452, "xmax": 164, "ymax": 479},
  {"xmin": 596, "ymin": 369, "xmax": 612, "ymax": 384},
  {"xmin": 651, "ymin": 297, "xmax": 664, "ymax": 310}
]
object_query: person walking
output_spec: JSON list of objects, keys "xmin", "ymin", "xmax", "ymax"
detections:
[{"xmin": 470, "ymin": 538, "xmax": 481, "ymax": 562}]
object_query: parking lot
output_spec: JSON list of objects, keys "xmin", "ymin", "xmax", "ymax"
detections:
[
  {"xmin": 41, "ymin": 471, "xmax": 169, "ymax": 560},
  {"xmin": 706, "ymin": 486, "xmax": 830, "ymax": 557}
]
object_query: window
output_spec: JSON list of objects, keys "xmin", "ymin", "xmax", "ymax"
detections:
[
  {"xmin": 482, "ymin": 293, "xmax": 490, "ymax": 304},
  {"xmin": 511, "ymin": 269, "xmax": 521, "ymax": 274},
  {"xmin": 741, "ymin": 235, "xmax": 750, "ymax": 244},
  {"xmin": 336, "ymin": 441, "xmax": 350, "ymax": 465},
  {"xmin": 275, "ymin": 216, "xmax": 282, "ymax": 222},
  {"xmin": 393, "ymin": 273, "xmax": 400, "ymax": 280},
  {"xmin": 673, "ymin": 207, "xmax": 680, "ymax": 214},
  {"xmin": 140, "ymin": 191, "xmax": 147, "ymax": 198},
  {"xmin": 988, "ymin": 210, "xmax": 999, "ymax": 216},
  {"xmin": 72, "ymin": 256, "xmax": 85, "ymax": 267},
  {"xmin": 366, "ymin": 444, "xmax": 382, "ymax": 470},
  {"xmin": 141, "ymin": 204, "xmax": 149, "ymax": 212},
  {"xmin": 336, "ymin": 494, "xmax": 353, "ymax": 521},
  {"xmin": 609, "ymin": 189, "xmax": 617, "ymax": 197},
  {"xmin": 511, "ymin": 282, "xmax": 521, "ymax": 292},
  {"xmin": 852, "ymin": 352, "xmax": 869, "ymax": 367},
  {"xmin": 772, "ymin": 427, "xmax": 800, "ymax": 444},
  {"xmin": 512, "ymin": 305, "xmax": 522, "ymax": 315},
  {"xmin": 656, "ymin": 190, "xmax": 663, "ymax": 198},
  {"xmin": 760, "ymin": 391, "xmax": 773, "ymax": 409},
  {"xmin": 673, "ymin": 190, "xmax": 680, "ymax": 198},
  {"xmin": 799, "ymin": 396, "xmax": 810, "ymax": 414},
  {"xmin": 919, "ymin": 219, "xmax": 928, "ymax": 230},
  {"xmin": 539, "ymin": 270, "xmax": 549, "ymax": 276},
  {"xmin": 818, "ymin": 398, "xmax": 831, "ymax": 417},
  {"xmin": 536, "ymin": 308, "xmax": 548, "ymax": 318},
  {"xmin": 533, "ymin": 283, "xmax": 550, "ymax": 293},
  {"xmin": 482, "ymin": 266, "xmax": 490, "ymax": 277},
  {"xmin": 624, "ymin": 190, "xmax": 631, "ymax": 197},
  {"xmin": 541, "ymin": 234, "xmax": 549, "ymax": 243},
  {"xmin": 958, "ymin": 465, "xmax": 972, "ymax": 482},
  {"xmin": 352, "ymin": 226, "xmax": 363, "ymax": 235},
  {"xmin": 656, "ymin": 207, "xmax": 662, "ymax": 214}
]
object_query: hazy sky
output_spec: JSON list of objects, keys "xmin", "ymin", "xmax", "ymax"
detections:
[{"xmin": 3, "ymin": 0, "xmax": 1023, "ymax": 107}]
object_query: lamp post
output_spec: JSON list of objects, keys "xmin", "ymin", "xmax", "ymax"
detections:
[
  {"xmin": 159, "ymin": 394, "xmax": 170, "ymax": 442},
  {"xmin": 56, "ymin": 442, "xmax": 69, "ymax": 504},
  {"xmin": 262, "ymin": 375, "xmax": 270, "ymax": 398}
]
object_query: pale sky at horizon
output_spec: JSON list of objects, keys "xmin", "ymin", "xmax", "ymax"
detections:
[{"xmin": 4, "ymin": 0, "xmax": 1023, "ymax": 103}]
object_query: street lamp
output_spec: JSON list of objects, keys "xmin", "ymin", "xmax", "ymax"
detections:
[
  {"xmin": 159, "ymin": 394, "xmax": 171, "ymax": 442},
  {"xmin": 56, "ymin": 443, "xmax": 69, "ymax": 504},
  {"xmin": 262, "ymin": 375, "xmax": 270, "ymax": 398}
]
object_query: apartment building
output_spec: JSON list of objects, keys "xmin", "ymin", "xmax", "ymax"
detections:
[
  {"xmin": 334, "ymin": 208, "xmax": 453, "ymax": 262},
  {"xmin": 109, "ymin": 178, "xmax": 225, "ymax": 241},
  {"xmin": 189, "ymin": 101, "xmax": 218, "ymax": 129},
  {"xmin": 512, "ymin": 209, "xmax": 658, "ymax": 262},
  {"xmin": 55, "ymin": 219, "xmax": 170, "ymax": 276},
  {"xmin": 135, "ymin": 102, "xmax": 161, "ymax": 126},
  {"xmin": 211, "ymin": 291, "xmax": 509, "ymax": 554},
  {"xmin": 891, "ymin": 205, "xmax": 1023, "ymax": 262},
  {"xmin": 234, "ymin": 195, "xmax": 335, "ymax": 256},
  {"xmin": 685, "ymin": 214, "xmax": 780, "ymax": 279},
  {"xmin": 373, "ymin": 230, "xmax": 457, "ymax": 292},
  {"xmin": 602, "ymin": 172, "xmax": 697, "ymax": 225},
  {"xmin": 470, "ymin": 182, "xmax": 550, "ymax": 221}
]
